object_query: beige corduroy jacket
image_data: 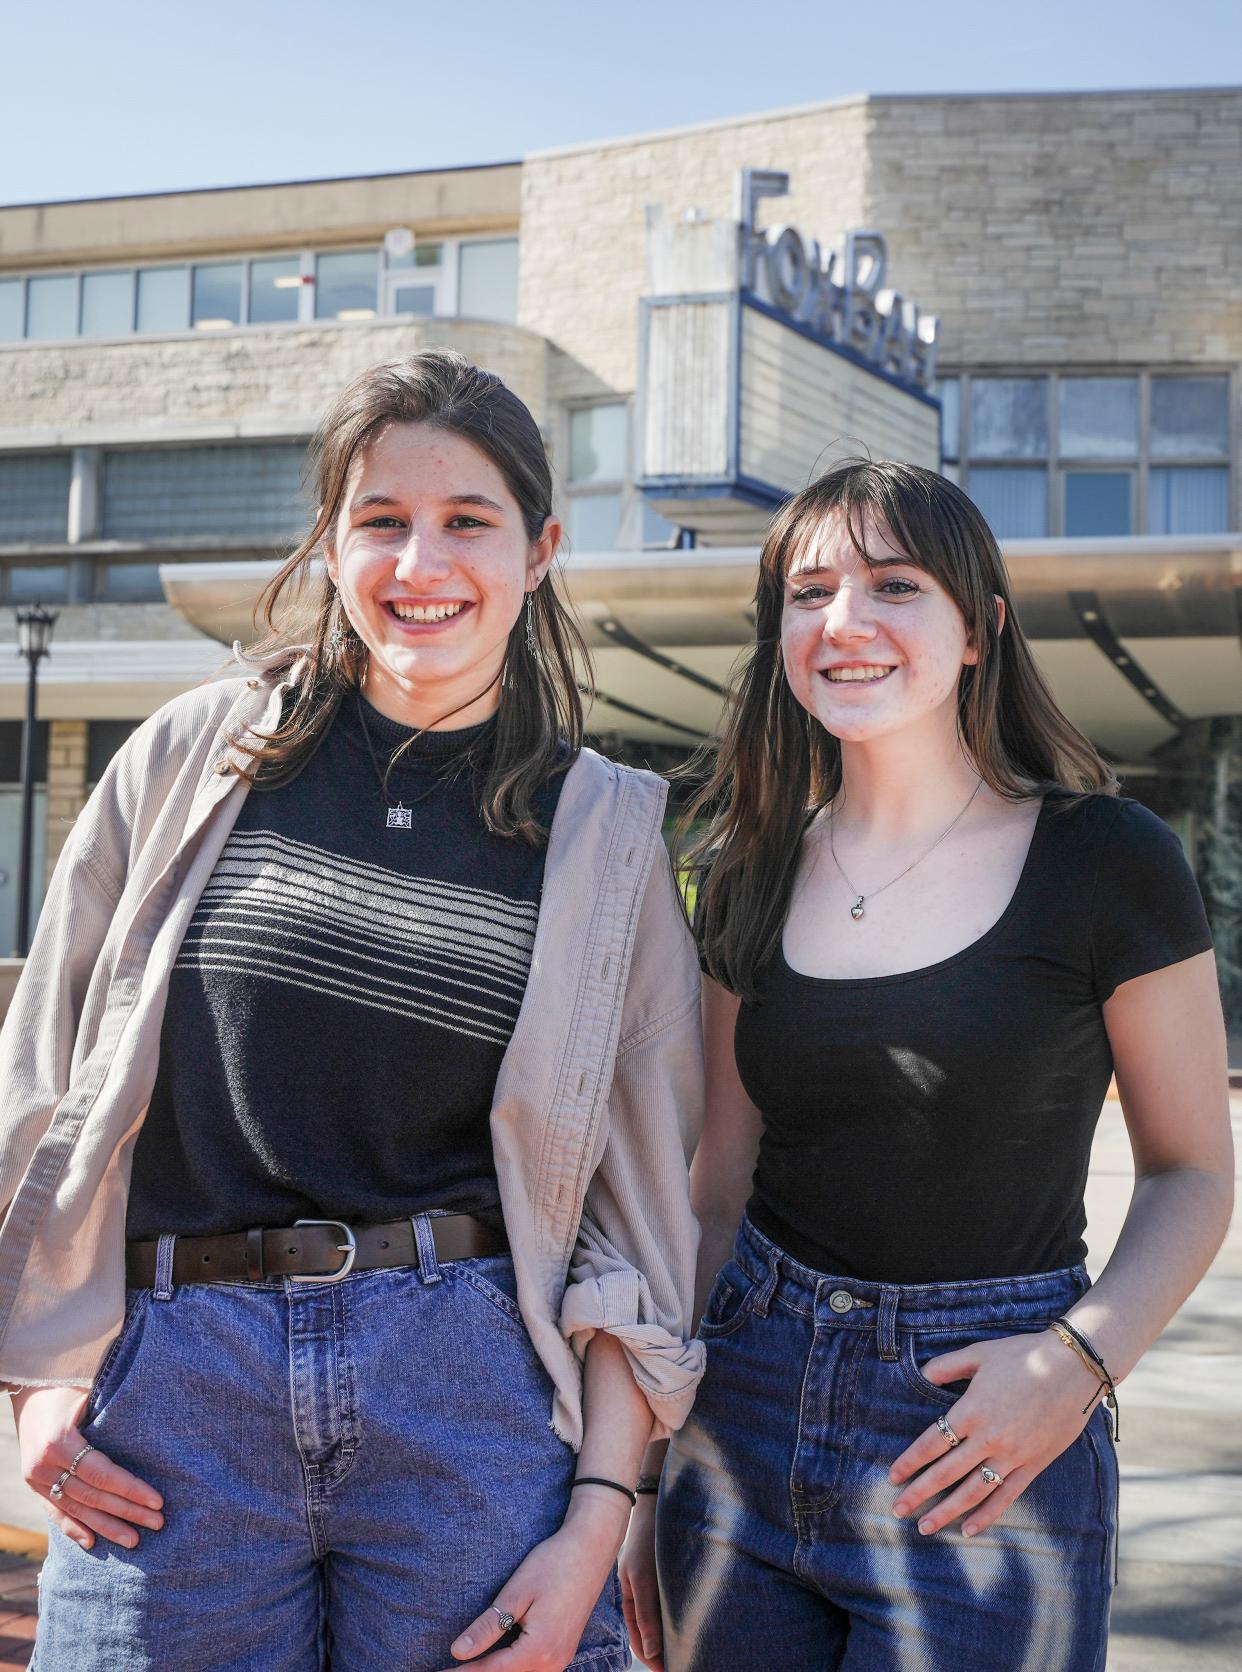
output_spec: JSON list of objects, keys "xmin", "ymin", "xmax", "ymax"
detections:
[{"xmin": 0, "ymin": 654, "xmax": 706, "ymax": 1447}]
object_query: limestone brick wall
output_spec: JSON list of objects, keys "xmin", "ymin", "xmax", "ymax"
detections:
[
  {"xmin": 859, "ymin": 90, "xmax": 1242, "ymax": 368},
  {"xmin": 0, "ymin": 316, "xmax": 550, "ymax": 439},
  {"xmin": 519, "ymin": 98, "xmax": 872, "ymax": 401},
  {"xmin": 45, "ymin": 718, "xmax": 88, "ymax": 882}
]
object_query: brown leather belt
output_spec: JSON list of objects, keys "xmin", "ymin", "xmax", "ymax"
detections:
[{"xmin": 125, "ymin": 1213, "xmax": 508, "ymax": 1288}]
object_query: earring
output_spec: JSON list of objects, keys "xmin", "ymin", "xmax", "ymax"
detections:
[{"xmin": 525, "ymin": 591, "xmax": 539, "ymax": 657}]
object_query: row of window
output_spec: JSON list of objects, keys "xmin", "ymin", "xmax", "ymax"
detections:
[
  {"xmin": 936, "ymin": 373, "xmax": 1234, "ymax": 538},
  {"xmin": 0, "ymin": 238, "xmax": 520, "ymax": 341},
  {"xmin": 0, "ymin": 720, "xmax": 136, "ymax": 785}
]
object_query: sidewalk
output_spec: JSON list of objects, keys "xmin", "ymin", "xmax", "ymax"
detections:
[{"xmin": 0, "ymin": 1095, "xmax": 1239, "ymax": 1669}]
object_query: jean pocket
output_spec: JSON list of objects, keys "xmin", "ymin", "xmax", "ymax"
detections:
[
  {"xmin": 697, "ymin": 1261, "xmax": 760, "ymax": 1340},
  {"xmin": 83, "ymin": 1289, "xmax": 151, "ymax": 1428},
  {"xmin": 899, "ymin": 1321, "xmax": 1049, "ymax": 1407},
  {"xmin": 451, "ymin": 1255, "xmax": 528, "ymax": 1335}
]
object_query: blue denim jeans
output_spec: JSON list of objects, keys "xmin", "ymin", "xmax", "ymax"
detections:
[
  {"xmin": 34, "ymin": 1221, "xmax": 629, "ymax": 1671},
  {"xmin": 657, "ymin": 1217, "xmax": 1118, "ymax": 1672}
]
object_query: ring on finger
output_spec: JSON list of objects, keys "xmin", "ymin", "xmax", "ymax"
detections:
[
  {"xmin": 980, "ymin": 1465, "xmax": 1004, "ymax": 1486},
  {"xmin": 48, "ymin": 1442, "xmax": 94, "ymax": 1501},
  {"xmin": 936, "ymin": 1415, "xmax": 960, "ymax": 1449},
  {"xmin": 491, "ymin": 1606, "xmax": 516, "ymax": 1634}
]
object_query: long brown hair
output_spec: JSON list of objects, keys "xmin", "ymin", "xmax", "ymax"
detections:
[
  {"xmin": 235, "ymin": 350, "xmax": 589, "ymax": 842},
  {"xmin": 683, "ymin": 459, "xmax": 1116, "ymax": 999}
]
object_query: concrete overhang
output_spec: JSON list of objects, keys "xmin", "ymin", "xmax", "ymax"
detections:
[{"xmin": 7, "ymin": 536, "xmax": 1235, "ymax": 758}]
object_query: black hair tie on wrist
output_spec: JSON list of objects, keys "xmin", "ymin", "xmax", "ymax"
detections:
[{"xmin": 572, "ymin": 1476, "xmax": 637, "ymax": 1506}]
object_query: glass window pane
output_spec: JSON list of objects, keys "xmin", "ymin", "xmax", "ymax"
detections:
[
  {"xmin": 6, "ymin": 565, "xmax": 68, "ymax": 603},
  {"xmin": 0, "ymin": 279, "xmax": 24, "ymax": 340},
  {"xmin": 386, "ymin": 243, "xmax": 442, "ymax": 270},
  {"xmin": 642, "ymin": 499, "xmax": 678, "ymax": 547},
  {"xmin": 0, "ymin": 454, "xmax": 72, "ymax": 541},
  {"xmin": 136, "ymin": 267, "xmax": 190, "ymax": 333},
  {"xmin": 25, "ymin": 275, "xmax": 78, "ymax": 340},
  {"xmin": 87, "ymin": 720, "xmax": 139, "ymax": 784},
  {"xmin": 967, "ymin": 467, "xmax": 1048, "ymax": 538},
  {"xmin": 81, "ymin": 271, "xmax": 133, "ymax": 336},
  {"xmin": 570, "ymin": 405, "xmax": 627, "ymax": 484},
  {"xmin": 969, "ymin": 378, "xmax": 1047, "ymax": 459},
  {"xmin": 191, "ymin": 262, "xmax": 243, "ymax": 330},
  {"xmin": 392, "ymin": 284, "xmax": 436, "ymax": 317},
  {"xmin": 97, "ymin": 561, "xmax": 165, "ymax": 601},
  {"xmin": 1058, "ymin": 378, "xmax": 1138, "ymax": 460},
  {"xmin": 102, "ymin": 442, "xmax": 310, "ymax": 539},
  {"xmin": 1148, "ymin": 467, "xmax": 1230, "ymax": 535},
  {"xmin": 1064, "ymin": 472, "xmax": 1132, "ymax": 537},
  {"xmin": 248, "ymin": 257, "xmax": 301, "ymax": 323},
  {"xmin": 935, "ymin": 377, "xmax": 960, "ymax": 461},
  {"xmin": 458, "ymin": 239, "xmax": 519, "ymax": 324},
  {"xmin": 568, "ymin": 493, "xmax": 623, "ymax": 550},
  {"xmin": 314, "ymin": 250, "xmax": 378, "ymax": 320},
  {"xmin": 1150, "ymin": 377, "xmax": 1230, "ymax": 459}
]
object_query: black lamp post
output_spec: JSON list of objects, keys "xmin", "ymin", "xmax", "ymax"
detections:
[{"xmin": 14, "ymin": 603, "xmax": 57, "ymax": 958}]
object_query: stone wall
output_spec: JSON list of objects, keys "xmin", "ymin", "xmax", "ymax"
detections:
[
  {"xmin": 45, "ymin": 718, "xmax": 87, "ymax": 882},
  {"xmin": 0, "ymin": 316, "xmax": 550, "ymax": 440},
  {"xmin": 862, "ymin": 90, "xmax": 1242, "ymax": 368},
  {"xmin": 518, "ymin": 98, "xmax": 872, "ymax": 400}
]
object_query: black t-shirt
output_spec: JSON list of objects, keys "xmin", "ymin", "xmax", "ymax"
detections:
[
  {"xmin": 734, "ymin": 794, "xmax": 1212, "ymax": 1283},
  {"xmin": 127, "ymin": 699, "xmax": 567, "ymax": 1239}
]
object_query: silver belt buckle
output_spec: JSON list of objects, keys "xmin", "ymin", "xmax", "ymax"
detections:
[{"xmin": 287, "ymin": 1219, "xmax": 357, "ymax": 1284}]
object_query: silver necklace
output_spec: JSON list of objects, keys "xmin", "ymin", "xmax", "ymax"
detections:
[
  {"xmin": 827, "ymin": 777, "xmax": 984, "ymax": 921},
  {"xmin": 355, "ymin": 695, "xmax": 430, "ymax": 829}
]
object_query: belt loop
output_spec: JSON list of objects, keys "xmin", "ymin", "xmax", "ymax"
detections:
[
  {"xmin": 245, "ymin": 1227, "xmax": 265, "ymax": 1282},
  {"xmin": 877, "ymin": 1284, "xmax": 900, "ymax": 1361},
  {"xmin": 411, "ymin": 1214, "xmax": 442, "ymax": 1285},
  {"xmin": 752, "ymin": 1254, "xmax": 779, "ymax": 1319},
  {"xmin": 153, "ymin": 1234, "xmax": 177, "ymax": 1302}
]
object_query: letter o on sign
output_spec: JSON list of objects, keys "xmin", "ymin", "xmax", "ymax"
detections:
[{"xmin": 765, "ymin": 225, "xmax": 810, "ymax": 314}]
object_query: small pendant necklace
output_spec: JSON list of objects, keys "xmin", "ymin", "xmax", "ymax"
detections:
[
  {"xmin": 828, "ymin": 777, "xmax": 984, "ymax": 921},
  {"xmin": 355, "ymin": 695, "xmax": 433, "ymax": 829}
]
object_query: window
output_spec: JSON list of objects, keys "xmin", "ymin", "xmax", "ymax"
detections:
[
  {"xmin": 0, "ymin": 279, "xmax": 21, "ymax": 341},
  {"xmin": 458, "ymin": 239, "xmax": 519, "ymax": 324},
  {"xmin": 969, "ymin": 378, "xmax": 1048, "ymax": 459},
  {"xmin": 191, "ymin": 262, "xmax": 244, "ymax": 330},
  {"xmin": 81, "ymin": 271, "xmax": 134, "ymax": 336},
  {"xmin": 101, "ymin": 442, "xmax": 309, "ymax": 539},
  {"xmin": 566, "ymin": 403, "xmax": 628, "ymax": 551},
  {"xmin": 5, "ymin": 565, "xmax": 69, "ymax": 603},
  {"xmin": 1058, "ymin": 378, "xmax": 1138, "ymax": 460},
  {"xmin": 136, "ymin": 266, "xmax": 190, "ymax": 333},
  {"xmin": 249, "ymin": 257, "xmax": 302, "ymax": 324},
  {"xmin": 96, "ymin": 561, "xmax": 165, "ymax": 602},
  {"xmin": 87, "ymin": 720, "xmax": 139, "ymax": 784},
  {"xmin": 25, "ymin": 275, "xmax": 78, "ymax": 340},
  {"xmin": 0, "ymin": 454, "xmax": 72, "ymax": 543},
  {"xmin": 315, "ymin": 250, "xmax": 378, "ymax": 320},
  {"xmin": 949, "ymin": 370, "xmax": 1234, "ymax": 538},
  {"xmin": 0, "ymin": 722, "xmax": 49, "ymax": 783}
]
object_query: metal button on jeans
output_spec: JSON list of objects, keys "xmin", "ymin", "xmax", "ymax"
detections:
[{"xmin": 828, "ymin": 1289, "xmax": 854, "ymax": 1314}]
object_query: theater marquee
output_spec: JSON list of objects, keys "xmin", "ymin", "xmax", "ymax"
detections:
[{"xmin": 638, "ymin": 168, "xmax": 942, "ymax": 544}]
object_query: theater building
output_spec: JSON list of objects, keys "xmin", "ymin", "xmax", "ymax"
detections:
[{"xmin": 0, "ymin": 86, "xmax": 1239, "ymax": 1030}]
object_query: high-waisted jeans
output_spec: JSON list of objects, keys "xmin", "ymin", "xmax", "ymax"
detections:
[
  {"xmin": 33, "ymin": 1218, "xmax": 629, "ymax": 1671},
  {"xmin": 657, "ymin": 1216, "xmax": 1117, "ymax": 1672}
]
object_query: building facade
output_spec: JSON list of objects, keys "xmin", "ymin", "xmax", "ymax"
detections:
[{"xmin": 1, "ymin": 87, "xmax": 1240, "ymax": 1023}]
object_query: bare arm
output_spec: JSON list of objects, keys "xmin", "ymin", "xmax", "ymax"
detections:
[{"xmin": 891, "ymin": 949, "xmax": 1234, "ymax": 1537}]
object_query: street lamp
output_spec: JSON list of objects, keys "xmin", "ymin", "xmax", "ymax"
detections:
[{"xmin": 14, "ymin": 603, "xmax": 57, "ymax": 958}]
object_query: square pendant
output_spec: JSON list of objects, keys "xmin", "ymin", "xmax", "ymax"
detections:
[{"xmin": 386, "ymin": 803, "xmax": 413, "ymax": 830}]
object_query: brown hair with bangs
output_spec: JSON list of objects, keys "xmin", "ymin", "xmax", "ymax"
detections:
[
  {"xmin": 234, "ymin": 350, "xmax": 589, "ymax": 842},
  {"xmin": 682, "ymin": 458, "xmax": 1116, "ymax": 999}
]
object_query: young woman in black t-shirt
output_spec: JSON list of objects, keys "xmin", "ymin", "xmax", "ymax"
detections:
[{"xmin": 620, "ymin": 461, "xmax": 1232, "ymax": 1672}]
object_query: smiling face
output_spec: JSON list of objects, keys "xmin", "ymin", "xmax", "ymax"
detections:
[
  {"xmin": 324, "ymin": 421, "xmax": 557, "ymax": 728},
  {"xmin": 779, "ymin": 506, "xmax": 980, "ymax": 747}
]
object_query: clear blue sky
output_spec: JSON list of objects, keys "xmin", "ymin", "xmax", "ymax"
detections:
[{"xmin": 5, "ymin": 0, "xmax": 1239, "ymax": 205}]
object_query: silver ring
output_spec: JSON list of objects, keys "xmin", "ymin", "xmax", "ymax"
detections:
[
  {"xmin": 980, "ymin": 1465, "xmax": 1004, "ymax": 1486},
  {"xmin": 49, "ymin": 1470, "xmax": 71, "ymax": 1500},
  {"xmin": 492, "ymin": 1607, "xmax": 516, "ymax": 1634},
  {"xmin": 68, "ymin": 1443, "xmax": 95, "ymax": 1475},
  {"xmin": 936, "ymin": 1415, "xmax": 960, "ymax": 1448}
]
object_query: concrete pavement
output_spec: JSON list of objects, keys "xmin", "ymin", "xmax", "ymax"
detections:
[{"xmin": 0, "ymin": 1094, "xmax": 1238, "ymax": 1669}]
